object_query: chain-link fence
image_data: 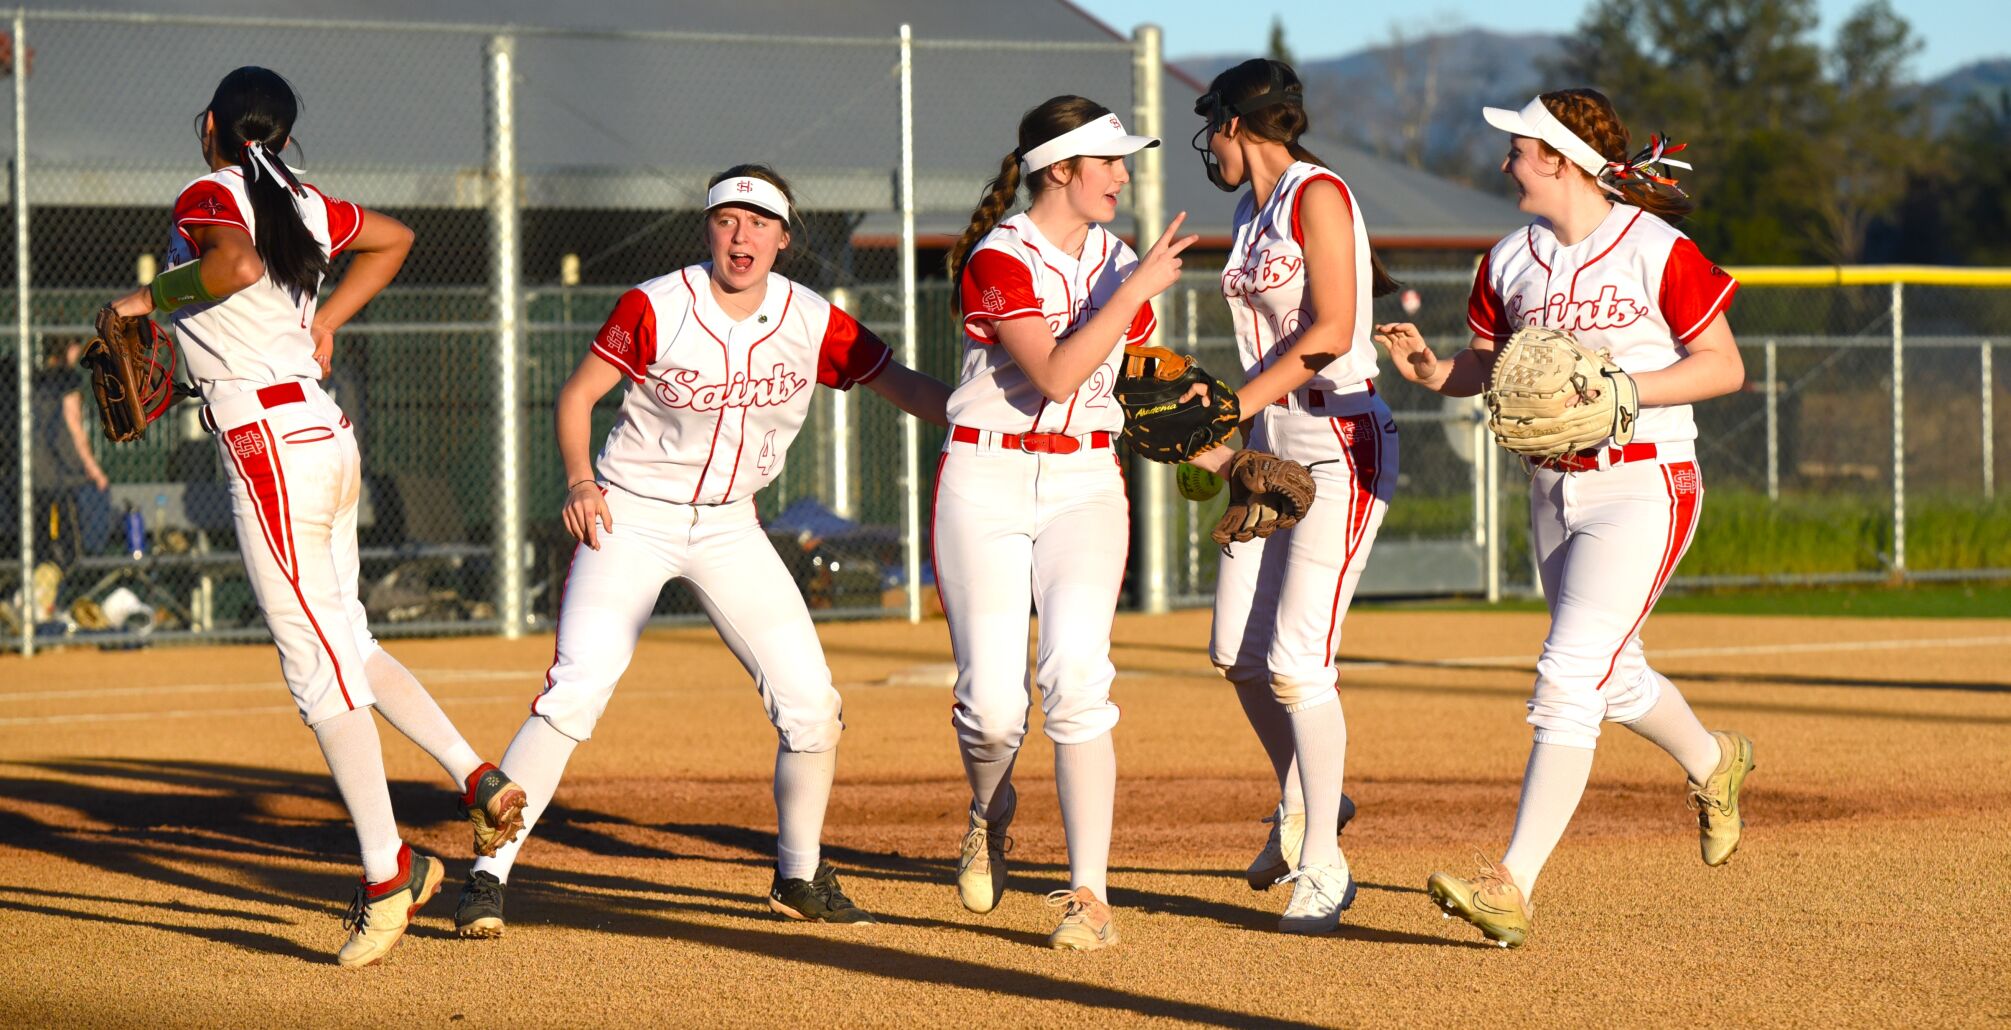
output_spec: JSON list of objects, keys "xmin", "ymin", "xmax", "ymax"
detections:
[
  {"xmin": 1159, "ymin": 267, "xmax": 2011, "ymax": 601},
  {"xmin": 8, "ymin": 10, "xmax": 2008, "ymax": 655}
]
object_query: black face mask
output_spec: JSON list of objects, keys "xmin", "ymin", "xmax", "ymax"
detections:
[{"xmin": 1192, "ymin": 63, "xmax": 1302, "ymax": 193}]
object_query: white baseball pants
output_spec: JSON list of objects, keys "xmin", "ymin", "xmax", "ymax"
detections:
[
  {"xmin": 1210, "ymin": 393, "xmax": 1398, "ymax": 706},
  {"xmin": 531, "ymin": 485, "xmax": 844, "ymax": 752},
  {"xmin": 932, "ymin": 433, "xmax": 1128, "ymax": 755},
  {"xmin": 212, "ymin": 379, "xmax": 382, "ymax": 727},
  {"xmin": 1526, "ymin": 446, "xmax": 1704, "ymax": 747}
]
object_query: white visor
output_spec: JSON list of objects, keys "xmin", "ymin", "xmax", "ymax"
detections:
[
  {"xmin": 705, "ymin": 176, "xmax": 791, "ymax": 223},
  {"xmin": 1483, "ymin": 97, "xmax": 1609, "ymax": 179},
  {"xmin": 1019, "ymin": 113, "xmax": 1160, "ymax": 175}
]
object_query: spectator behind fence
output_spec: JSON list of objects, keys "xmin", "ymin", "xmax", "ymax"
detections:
[{"xmin": 31, "ymin": 335, "xmax": 113, "ymax": 569}]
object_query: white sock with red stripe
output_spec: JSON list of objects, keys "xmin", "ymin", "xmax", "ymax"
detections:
[
  {"xmin": 1055, "ymin": 734, "xmax": 1115, "ymax": 901},
  {"xmin": 1288, "ymin": 695, "xmax": 1346, "ymax": 868},
  {"xmin": 471, "ymin": 716, "xmax": 579, "ymax": 883},
  {"xmin": 312, "ymin": 706, "xmax": 403, "ymax": 883},
  {"xmin": 1620, "ymin": 674, "xmax": 1722, "ymax": 784},
  {"xmin": 1231, "ymin": 676, "xmax": 1303, "ymax": 814},
  {"xmin": 363, "ymin": 650, "xmax": 483, "ymax": 789},
  {"xmin": 1500, "ymin": 741, "xmax": 1596, "ymax": 899},
  {"xmin": 774, "ymin": 746, "xmax": 836, "ymax": 881}
]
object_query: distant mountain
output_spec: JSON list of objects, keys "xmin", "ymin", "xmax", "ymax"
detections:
[
  {"xmin": 1175, "ymin": 29, "xmax": 1567, "ymax": 188},
  {"xmin": 1177, "ymin": 38, "xmax": 2008, "ymax": 186}
]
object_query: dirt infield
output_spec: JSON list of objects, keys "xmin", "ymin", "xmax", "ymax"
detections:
[{"xmin": 2, "ymin": 608, "xmax": 2008, "ymax": 1027}]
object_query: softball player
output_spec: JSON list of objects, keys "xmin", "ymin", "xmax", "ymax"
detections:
[
  {"xmin": 940, "ymin": 95, "xmax": 1192, "ymax": 951},
  {"xmin": 1185, "ymin": 59, "xmax": 1402, "ymax": 934},
  {"xmin": 454, "ymin": 165, "xmax": 951, "ymax": 935},
  {"xmin": 99, "ymin": 67, "xmax": 527, "ymax": 968},
  {"xmin": 1376, "ymin": 89, "xmax": 1755, "ymax": 948}
]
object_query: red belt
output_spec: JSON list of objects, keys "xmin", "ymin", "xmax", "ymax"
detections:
[
  {"xmin": 1274, "ymin": 380, "xmax": 1374, "ymax": 408},
  {"xmin": 198, "ymin": 380, "xmax": 307, "ymax": 434},
  {"xmin": 951, "ymin": 425, "xmax": 1111, "ymax": 454},
  {"xmin": 1533, "ymin": 441, "xmax": 1659, "ymax": 472}
]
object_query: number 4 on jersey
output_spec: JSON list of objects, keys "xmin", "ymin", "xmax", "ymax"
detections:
[{"xmin": 757, "ymin": 428, "xmax": 778, "ymax": 476}]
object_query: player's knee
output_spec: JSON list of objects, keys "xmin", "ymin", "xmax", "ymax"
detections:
[
  {"xmin": 1040, "ymin": 688, "xmax": 1119, "ymax": 745},
  {"xmin": 1605, "ymin": 667, "xmax": 1667, "ymax": 725},
  {"xmin": 771, "ymin": 686, "xmax": 845, "ymax": 754},
  {"xmin": 1214, "ymin": 661, "xmax": 1266, "ymax": 690},
  {"xmin": 953, "ymin": 701, "xmax": 1027, "ymax": 760},
  {"xmin": 1269, "ymin": 670, "xmax": 1337, "ymax": 712},
  {"xmin": 1525, "ymin": 689, "xmax": 1602, "ymax": 749}
]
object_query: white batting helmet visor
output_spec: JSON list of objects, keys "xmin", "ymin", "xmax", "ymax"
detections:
[
  {"xmin": 1483, "ymin": 96, "xmax": 1609, "ymax": 179},
  {"xmin": 705, "ymin": 176, "xmax": 791, "ymax": 224},
  {"xmin": 1019, "ymin": 113, "xmax": 1159, "ymax": 175}
]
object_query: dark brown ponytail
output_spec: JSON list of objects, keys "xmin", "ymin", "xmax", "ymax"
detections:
[
  {"xmin": 1205, "ymin": 58, "xmax": 1402, "ymax": 297},
  {"xmin": 946, "ymin": 94, "xmax": 1114, "ymax": 286}
]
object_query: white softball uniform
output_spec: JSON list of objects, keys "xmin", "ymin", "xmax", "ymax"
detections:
[
  {"xmin": 532, "ymin": 267, "xmax": 891, "ymax": 750},
  {"xmin": 168, "ymin": 172, "xmax": 376, "ymax": 727},
  {"xmin": 1209, "ymin": 163, "xmax": 1398, "ymax": 708},
  {"xmin": 936, "ymin": 215, "xmax": 1154, "ymax": 753},
  {"xmin": 1467, "ymin": 203, "xmax": 1737, "ymax": 746}
]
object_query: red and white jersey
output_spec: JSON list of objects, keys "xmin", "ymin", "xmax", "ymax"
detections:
[
  {"xmin": 1468, "ymin": 203, "xmax": 1737, "ymax": 445},
  {"xmin": 952, "ymin": 213, "xmax": 1156, "ymax": 434},
  {"xmin": 165, "ymin": 168, "xmax": 363, "ymax": 390},
  {"xmin": 1222, "ymin": 161, "xmax": 1378, "ymax": 402},
  {"xmin": 590, "ymin": 265, "xmax": 891, "ymax": 506}
]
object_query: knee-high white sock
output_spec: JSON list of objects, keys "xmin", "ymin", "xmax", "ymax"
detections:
[
  {"xmin": 1287, "ymin": 697, "xmax": 1347, "ymax": 868},
  {"xmin": 1621, "ymin": 675, "xmax": 1722, "ymax": 784},
  {"xmin": 1055, "ymin": 734, "xmax": 1116, "ymax": 901},
  {"xmin": 313, "ymin": 706, "xmax": 403, "ymax": 883},
  {"xmin": 960, "ymin": 747, "xmax": 1020, "ymax": 825},
  {"xmin": 1500, "ymin": 741, "xmax": 1597, "ymax": 899},
  {"xmin": 774, "ymin": 746, "xmax": 837, "ymax": 881},
  {"xmin": 1232, "ymin": 676, "xmax": 1302, "ymax": 813},
  {"xmin": 363, "ymin": 650, "xmax": 483, "ymax": 788},
  {"xmin": 471, "ymin": 716, "xmax": 579, "ymax": 883}
]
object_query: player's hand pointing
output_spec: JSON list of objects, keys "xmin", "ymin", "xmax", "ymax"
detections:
[
  {"xmin": 563, "ymin": 481, "xmax": 614, "ymax": 549},
  {"xmin": 1374, "ymin": 322, "xmax": 1439, "ymax": 386},
  {"xmin": 1123, "ymin": 211, "xmax": 1199, "ymax": 302}
]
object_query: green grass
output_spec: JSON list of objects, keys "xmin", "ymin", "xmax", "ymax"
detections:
[{"xmin": 1374, "ymin": 580, "xmax": 2011, "ymax": 619}]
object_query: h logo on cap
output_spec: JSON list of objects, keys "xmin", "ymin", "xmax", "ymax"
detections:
[{"xmin": 735, "ymin": 180, "xmax": 753, "ymax": 193}]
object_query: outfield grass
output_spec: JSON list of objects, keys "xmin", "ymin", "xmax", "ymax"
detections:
[{"xmin": 1376, "ymin": 579, "xmax": 2011, "ymax": 619}]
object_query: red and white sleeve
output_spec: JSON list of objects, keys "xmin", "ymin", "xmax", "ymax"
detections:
[
  {"xmin": 1121, "ymin": 300, "xmax": 1157, "ymax": 346},
  {"xmin": 1659, "ymin": 238, "xmax": 1738, "ymax": 343},
  {"xmin": 816, "ymin": 306, "xmax": 892, "ymax": 389},
  {"xmin": 305, "ymin": 185, "xmax": 364, "ymax": 256},
  {"xmin": 959, "ymin": 249, "xmax": 1041, "ymax": 343},
  {"xmin": 171, "ymin": 180, "xmax": 249, "ymax": 251},
  {"xmin": 590, "ymin": 289, "xmax": 658, "ymax": 382},
  {"xmin": 1465, "ymin": 252, "xmax": 1510, "ymax": 342}
]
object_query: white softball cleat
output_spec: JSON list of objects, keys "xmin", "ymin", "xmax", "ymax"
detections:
[{"xmin": 1276, "ymin": 857, "xmax": 1357, "ymax": 935}]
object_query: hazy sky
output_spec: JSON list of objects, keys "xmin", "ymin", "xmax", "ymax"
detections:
[{"xmin": 1074, "ymin": 0, "xmax": 2005, "ymax": 78}]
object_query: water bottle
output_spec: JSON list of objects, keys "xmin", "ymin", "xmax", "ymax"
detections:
[{"xmin": 124, "ymin": 503, "xmax": 146, "ymax": 560}]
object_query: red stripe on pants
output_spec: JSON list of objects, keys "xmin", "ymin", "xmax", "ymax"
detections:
[{"xmin": 1595, "ymin": 461, "xmax": 1701, "ymax": 691}]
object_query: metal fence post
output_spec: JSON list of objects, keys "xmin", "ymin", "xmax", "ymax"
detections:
[
  {"xmin": 1984, "ymin": 341, "xmax": 1995, "ymax": 500},
  {"xmin": 898, "ymin": 24, "xmax": 921, "ymax": 624},
  {"xmin": 488, "ymin": 34, "xmax": 524, "ymax": 638},
  {"xmin": 1890, "ymin": 281, "xmax": 1905, "ymax": 575},
  {"xmin": 1131, "ymin": 24, "xmax": 1169, "ymax": 613},
  {"xmin": 1764, "ymin": 338, "xmax": 1778, "ymax": 501},
  {"xmin": 828, "ymin": 287, "xmax": 853, "ymax": 518},
  {"xmin": 1183, "ymin": 285, "xmax": 1198, "ymax": 596},
  {"xmin": 12, "ymin": 11, "xmax": 29, "ymax": 655}
]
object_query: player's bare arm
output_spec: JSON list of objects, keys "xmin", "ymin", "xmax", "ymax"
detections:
[
  {"xmin": 1233, "ymin": 180, "xmax": 1354, "ymax": 411},
  {"xmin": 994, "ymin": 212, "xmax": 1196, "ymax": 402},
  {"xmin": 863, "ymin": 361, "xmax": 952, "ymax": 427},
  {"xmin": 555, "ymin": 352, "xmax": 624, "ymax": 548},
  {"xmin": 108, "ymin": 222, "xmax": 263, "ymax": 318},
  {"xmin": 1374, "ymin": 324, "xmax": 1498, "ymax": 397},
  {"xmin": 308, "ymin": 209, "xmax": 415, "ymax": 376},
  {"xmin": 1627, "ymin": 313, "xmax": 1744, "ymax": 405}
]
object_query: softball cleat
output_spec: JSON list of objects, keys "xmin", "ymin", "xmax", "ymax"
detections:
[{"xmin": 1690, "ymin": 730, "xmax": 1755, "ymax": 867}]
